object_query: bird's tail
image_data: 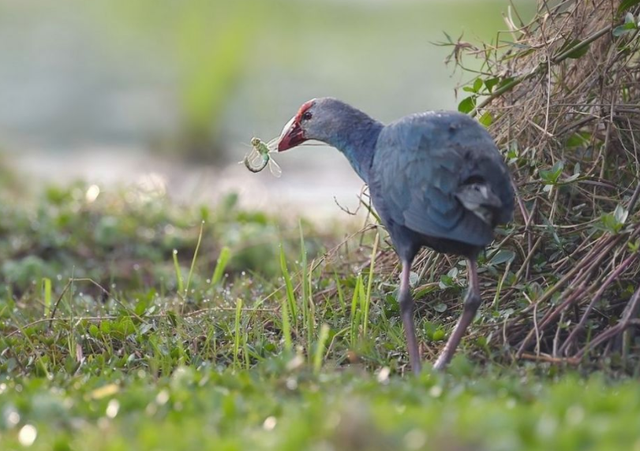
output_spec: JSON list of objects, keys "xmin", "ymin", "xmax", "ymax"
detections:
[{"xmin": 455, "ymin": 182, "xmax": 503, "ymax": 226}]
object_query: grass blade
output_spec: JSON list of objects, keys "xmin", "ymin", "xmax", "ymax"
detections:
[
  {"xmin": 362, "ymin": 231, "xmax": 379, "ymax": 336},
  {"xmin": 211, "ymin": 246, "xmax": 231, "ymax": 287},
  {"xmin": 279, "ymin": 244, "xmax": 298, "ymax": 327},
  {"xmin": 233, "ymin": 298, "xmax": 243, "ymax": 369},
  {"xmin": 185, "ymin": 221, "xmax": 205, "ymax": 296},
  {"xmin": 42, "ymin": 278, "xmax": 52, "ymax": 317},
  {"xmin": 281, "ymin": 291, "xmax": 292, "ymax": 353},
  {"xmin": 299, "ymin": 224, "xmax": 314, "ymax": 359},
  {"xmin": 313, "ymin": 323, "xmax": 330, "ymax": 374},
  {"xmin": 334, "ymin": 270, "xmax": 346, "ymax": 316},
  {"xmin": 172, "ymin": 250, "xmax": 184, "ymax": 295},
  {"xmin": 350, "ymin": 274, "xmax": 362, "ymax": 345}
]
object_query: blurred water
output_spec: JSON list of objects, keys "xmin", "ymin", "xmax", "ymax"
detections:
[{"xmin": 0, "ymin": 0, "xmax": 534, "ymax": 217}]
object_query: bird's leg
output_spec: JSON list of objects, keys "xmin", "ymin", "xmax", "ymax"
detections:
[
  {"xmin": 433, "ymin": 257, "xmax": 481, "ymax": 371},
  {"xmin": 399, "ymin": 260, "xmax": 422, "ymax": 375}
]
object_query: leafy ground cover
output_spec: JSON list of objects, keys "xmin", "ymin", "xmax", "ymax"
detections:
[
  {"xmin": 1, "ymin": 180, "xmax": 640, "ymax": 451},
  {"xmin": 2, "ymin": 363, "xmax": 640, "ymax": 451},
  {"xmin": 2, "ymin": 2, "xmax": 640, "ymax": 449}
]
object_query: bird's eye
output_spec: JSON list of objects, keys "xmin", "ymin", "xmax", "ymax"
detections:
[{"xmin": 302, "ymin": 111, "xmax": 312, "ymax": 121}]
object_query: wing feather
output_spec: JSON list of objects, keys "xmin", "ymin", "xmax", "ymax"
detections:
[{"xmin": 370, "ymin": 112, "xmax": 513, "ymax": 247}]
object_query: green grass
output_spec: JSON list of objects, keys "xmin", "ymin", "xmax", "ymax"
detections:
[
  {"xmin": 1, "ymin": 183, "xmax": 640, "ymax": 450},
  {"xmin": 1, "ymin": 363, "xmax": 640, "ymax": 450}
]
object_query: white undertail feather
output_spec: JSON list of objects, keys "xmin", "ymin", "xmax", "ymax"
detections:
[{"xmin": 455, "ymin": 183, "xmax": 503, "ymax": 225}]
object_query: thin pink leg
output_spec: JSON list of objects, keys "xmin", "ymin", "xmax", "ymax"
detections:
[
  {"xmin": 399, "ymin": 260, "xmax": 422, "ymax": 375},
  {"xmin": 433, "ymin": 258, "xmax": 481, "ymax": 371}
]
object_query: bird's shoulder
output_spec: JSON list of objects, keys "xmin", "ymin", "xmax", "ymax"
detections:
[
  {"xmin": 375, "ymin": 111, "xmax": 495, "ymax": 161},
  {"xmin": 372, "ymin": 110, "xmax": 510, "ymax": 189}
]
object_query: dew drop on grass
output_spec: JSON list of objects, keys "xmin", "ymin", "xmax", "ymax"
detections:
[
  {"xmin": 285, "ymin": 378, "xmax": 298, "ymax": 390},
  {"xmin": 18, "ymin": 424, "xmax": 37, "ymax": 447},
  {"xmin": 106, "ymin": 399, "xmax": 120, "ymax": 418},
  {"xmin": 6, "ymin": 409, "xmax": 20, "ymax": 426},
  {"xmin": 262, "ymin": 416, "xmax": 277, "ymax": 431},
  {"xmin": 85, "ymin": 184, "xmax": 100, "ymax": 203},
  {"xmin": 156, "ymin": 390, "xmax": 170, "ymax": 405},
  {"xmin": 429, "ymin": 385, "xmax": 443, "ymax": 398}
]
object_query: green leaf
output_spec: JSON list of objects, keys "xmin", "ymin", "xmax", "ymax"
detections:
[
  {"xmin": 432, "ymin": 329, "xmax": 445, "ymax": 341},
  {"xmin": 614, "ymin": 204, "xmax": 629, "ymax": 225},
  {"xmin": 458, "ymin": 96, "xmax": 476, "ymax": 114},
  {"xmin": 599, "ymin": 205, "xmax": 628, "ymax": 234},
  {"xmin": 566, "ymin": 132, "xmax": 590, "ymax": 148},
  {"xmin": 473, "ymin": 78, "xmax": 483, "ymax": 93},
  {"xmin": 613, "ymin": 21, "xmax": 638, "ymax": 37},
  {"xmin": 409, "ymin": 271, "xmax": 420, "ymax": 287},
  {"xmin": 600, "ymin": 213, "xmax": 620, "ymax": 234},
  {"xmin": 539, "ymin": 161, "xmax": 565, "ymax": 184},
  {"xmin": 478, "ymin": 111, "xmax": 493, "ymax": 127},
  {"xmin": 439, "ymin": 275, "xmax": 455, "ymax": 289},
  {"xmin": 434, "ymin": 303, "xmax": 447, "ymax": 313},
  {"xmin": 619, "ymin": 0, "xmax": 640, "ymax": 14},
  {"xmin": 462, "ymin": 79, "xmax": 484, "ymax": 94},
  {"xmin": 506, "ymin": 141, "xmax": 519, "ymax": 160},
  {"xmin": 89, "ymin": 324, "xmax": 100, "ymax": 338},
  {"xmin": 489, "ymin": 250, "xmax": 515, "ymax": 266},
  {"xmin": 484, "ymin": 77, "xmax": 500, "ymax": 93}
]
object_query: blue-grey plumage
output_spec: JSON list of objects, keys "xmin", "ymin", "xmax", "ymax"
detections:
[
  {"xmin": 371, "ymin": 111, "xmax": 514, "ymax": 259},
  {"xmin": 278, "ymin": 98, "xmax": 515, "ymax": 374}
]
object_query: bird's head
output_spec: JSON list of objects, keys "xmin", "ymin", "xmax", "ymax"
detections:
[{"xmin": 277, "ymin": 98, "xmax": 344, "ymax": 151}]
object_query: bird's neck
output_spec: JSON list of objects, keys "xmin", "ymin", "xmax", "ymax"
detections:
[{"xmin": 326, "ymin": 114, "xmax": 383, "ymax": 184}]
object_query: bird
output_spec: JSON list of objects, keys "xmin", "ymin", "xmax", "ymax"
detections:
[{"xmin": 278, "ymin": 98, "xmax": 514, "ymax": 374}]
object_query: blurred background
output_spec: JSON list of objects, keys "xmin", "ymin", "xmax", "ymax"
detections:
[{"xmin": 0, "ymin": 0, "xmax": 535, "ymax": 217}]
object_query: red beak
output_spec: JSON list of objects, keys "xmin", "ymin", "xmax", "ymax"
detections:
[{"xmin": 278, "ymin": 116, "xmax": 307, "ymax": 151}]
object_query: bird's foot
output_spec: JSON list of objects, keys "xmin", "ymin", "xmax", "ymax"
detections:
[{"xmin": 432, "ymin": 350, "xmax": 450, "ymax": 371}]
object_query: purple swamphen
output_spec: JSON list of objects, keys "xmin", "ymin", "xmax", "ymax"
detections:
[{"xmin": 278, "ymin": 98, "xmax": 514, "ymax": 373}]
